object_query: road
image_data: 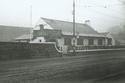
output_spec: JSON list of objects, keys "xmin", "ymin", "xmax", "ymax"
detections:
[{"xmin": 0, "ymin": 50, "xmax": 125, "ymax": 83}]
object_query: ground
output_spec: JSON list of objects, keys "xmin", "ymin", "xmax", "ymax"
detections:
[{"xmin": 0, "ymin": 50, "xmax": 125, "ymax": 83}]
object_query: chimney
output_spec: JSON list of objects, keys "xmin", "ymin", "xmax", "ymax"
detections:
[
  {"xmin": 39, "ymin": 24, "xmax": 44, "ymax": 30},
  {"xmin": 85, "ymin": 20, "xmax": 91, "ymax": 26}
]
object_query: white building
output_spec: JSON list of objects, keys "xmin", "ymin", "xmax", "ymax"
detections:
[{"xmin": 16, "ymin": 17, "xmax": 116, "ymax": 53}]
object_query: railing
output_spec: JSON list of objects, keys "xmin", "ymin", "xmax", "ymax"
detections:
[{"xmin": 67, "ymin": 45, "xmax": 125, "ymax": 52}]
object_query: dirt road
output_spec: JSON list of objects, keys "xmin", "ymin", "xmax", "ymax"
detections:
[{"xmin": 0, "ymin": 50, "xmax": 125, "ymax": 83}]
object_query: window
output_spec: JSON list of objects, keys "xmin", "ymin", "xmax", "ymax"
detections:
[
  {"xmin": 64, "ymin": 38, "xmax": 71, "ymax": 45},
  {"xmin": 108, "ymin": 38, "xmax": 112, "ymax": 45},
  {"xmin": 88, "ymin": 39, "xmax": 94, "ymax": 45},
  {"xmin": 98, "ymin": 39, "xmax": 103, "ymax": 45},
  {"xmin": 77, "ymin": 38, "xmax": 83, "ymax": 45}
]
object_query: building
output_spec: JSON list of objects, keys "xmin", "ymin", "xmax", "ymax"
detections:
[
  {"xmin": 15, "ymin": 34, "xmax": 32, "ymax": 42},
  {"xmin": 26, "ymin": 17, "xmax": 115, "ymax": 53},
  {"xmin": 0, "ymin": 25, "xmax": 31, "ymax": 42}
]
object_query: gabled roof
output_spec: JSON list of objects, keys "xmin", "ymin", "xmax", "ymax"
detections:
[{"xmin": 41, "ymin": 17, "xmax": 99, "ymax": 35}]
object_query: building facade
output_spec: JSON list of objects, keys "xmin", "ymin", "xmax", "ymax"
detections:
[
  {"xmin": 31, "ymin": 17, "xmax": 115, "ymax": 53},
  {"xmin": 15, "ymin": 17, "xmax": 115, "ymax": 53}
]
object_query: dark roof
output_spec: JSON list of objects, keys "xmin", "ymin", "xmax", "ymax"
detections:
[
  {"xmin": 41, "ymin": 17, "xmax": 99, "ymax": 34},
  {"xmin": 0, "ymin": 25, "xmax": 31, "ymax": 42}
]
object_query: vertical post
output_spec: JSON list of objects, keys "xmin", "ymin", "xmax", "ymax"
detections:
[
  {"xmin": 30, "ymin": 5, "xmax": 32, "ymax": 26},
  {"xmin": 30, "ymin": 5, "xmax": 33, "ymax": 43},
  {"xmin": 72, "ymin": 0, "xmax": 76, "ymax": 55},
  {"xmin": 73, "ymin": 0, "xmax": 75, "ymax": 37}
]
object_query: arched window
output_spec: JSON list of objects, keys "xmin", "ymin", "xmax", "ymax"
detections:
[
  {"xmin": 88, "ymin": 39, "xmax": 94, "ymax": 45},
  {"xmin": 64, "ymin": 38, "xmax": 71, "ymax": 45},
  {"xmin": 77, "ymin": 38, "xmax": 83, "ymax": 45},
  {"xmin": 98, "ymin": 39, "xmax": 103, "ymax": 45}
]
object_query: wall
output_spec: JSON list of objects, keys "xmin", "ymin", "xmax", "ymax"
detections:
[
  {"xmin": 57, "ymin": 37, "xmax": 108, "ymax": 53},
  {"xmin": 105, "ymin": 33, "xmax": 116, "ymax": 46},
  {"xmin": 0, "ymin": 42, "xmax": 61, "ymax": 60},
  {"xmin": 33, "ymin": 26, "xmax": 62, "ymax": 40},
  {"xmin": 30, "ymin": 37, "xmax": 45, "ymax": 43},
  {"xmin": 83, "ymin": 39, "xmax": 89, "ymax": 46},
  {"xmin": 94, "ymin": 39, "xmax": 98, "ymax": 46},
  {"xmin": 57, "ymin": 38, "xmax": 64, "ymax": 48}
]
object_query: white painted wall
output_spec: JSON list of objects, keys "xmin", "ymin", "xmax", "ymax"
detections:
[
  {"xmin": 30, "ymin": 37, "xmax": 45, "ymax": 43},
  {"xmin": 84, "ymin": 39, "xmax": 88, "ymax": 46},
  {"xmin": 57, "ymin": 38, "xmax": 68, "ymax": 53},
  {"xmin": 33, "ymin": 18, "xmax": 53, "ymax": 30},
  {"xmin": 57, "ymin": 38, "xmax": 64, "ymax": 47},
  {"xmin": 94, "ymin": 39, "xmax": 98, "ymax": 46},
  {"xmin": 106, "ymin": 33, "xmax": 116, "ymax": 46},
  {"xmin": 57, "ymin": 36, "xmax": 116, "ymax": 53}
]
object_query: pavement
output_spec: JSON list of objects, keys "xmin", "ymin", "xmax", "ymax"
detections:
[{"xmin": 0, "ymin": 50, "xmax": 125, "ymax": 83}]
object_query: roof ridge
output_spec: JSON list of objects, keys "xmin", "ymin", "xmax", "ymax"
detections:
[
  {"xmin": 0, "ymin": 25, "xmax": 31, "ymax": 29},
  {"xmin": 41, "ymin": 17, "xmax": 87, "ymax": 25},
  {"xmin": 41, "ymin": 17, "xmax": 99, "ymax": 34}
]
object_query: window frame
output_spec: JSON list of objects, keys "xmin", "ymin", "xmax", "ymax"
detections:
[
  {"xmin": 98, "ymin": 39, "xmax": 103, "ymax": 45},
  {"xmin": 108, "ymin": 38, "xmax": 112, "ymax": 45},
  {"xmin": 64, "ymin": 37, "xmax": 71, "ymax": 45},
  {"xmin": 88, "ymin": 39, "xmax": 94, "ymax": 45},
  {"xmin": 77, "ymin": 38, "xmax": 83, "ymax": 45}
]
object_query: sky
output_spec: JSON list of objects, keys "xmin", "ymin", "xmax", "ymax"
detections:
[{"xmin": 0, "ymin": 0, "xmax": 125, "ymax": 32}]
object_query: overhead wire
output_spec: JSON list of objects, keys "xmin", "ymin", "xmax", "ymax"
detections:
[
  {"xmin": 75, "ymin": 1, "xmax": 125, "ymax": 21},
  {"xmin": 75, "ymin": 0, "xmax": 125, "ymax": 31}
]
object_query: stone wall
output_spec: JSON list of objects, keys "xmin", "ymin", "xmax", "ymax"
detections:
[{"xmin": 0, "ymin": 42, "xmax": 61, "ymax": 60}]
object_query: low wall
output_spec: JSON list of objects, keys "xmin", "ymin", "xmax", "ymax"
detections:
[
  {"xmin": 68, "ymin": 45, "xmax": 125, "ymax": 51},
  {"xmin": 0, "ymin": 42, "xmax": 61, "ymax": 60},
  {"xmin": 67, "ymin": 49, "xmax": 125, "ymax": 56}
]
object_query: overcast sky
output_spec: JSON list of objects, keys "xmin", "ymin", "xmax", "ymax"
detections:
[{"xmin": 0, "ymin": 0, "xmax": 125, "ymax": 32}]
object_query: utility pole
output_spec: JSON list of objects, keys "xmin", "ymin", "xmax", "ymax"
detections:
[
  {"xmin": 30, "ymin": 5, "xmax": 32, "ymax": 26},
  {"xmin": 72, "ymin": 0, "xmax": 76, "ymax": 55},
  {"xmin": 30, "ymin": 5, "xmax": 33, "ymax": 43},
  {"xmin": 73, "ymin": 0, "xmax": 75, "ymax": 37}
]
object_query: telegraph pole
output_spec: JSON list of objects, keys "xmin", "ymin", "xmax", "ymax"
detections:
[
  {"xmin": 72, "ymin": 0, "xmax": 76, "ymax": 55},
  {"xmin": 30, "ymin": 5, "xmax": 32, "ymax": 26},
  {"xmin": 73, "ymin": 0, "xmax": 75, "ymax": 37},
  {"xmin": 30, "ymin": 5, "xmax": 33, "ymax": 43}
]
